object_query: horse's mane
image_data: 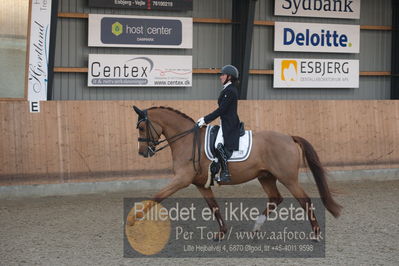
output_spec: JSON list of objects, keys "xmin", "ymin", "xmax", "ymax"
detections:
[{"xmin": 148, "ymin": 106, "xmax": 195, "ymax": 123}]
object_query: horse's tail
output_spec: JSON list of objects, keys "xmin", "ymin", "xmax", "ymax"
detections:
[{"xmin": 292, "ymin": 136, "xmax": 342, "ymax": 218}]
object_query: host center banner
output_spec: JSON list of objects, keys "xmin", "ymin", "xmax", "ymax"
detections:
[
  {"xmin": 89, "ymin": 14, "xmax": 192, "ymax": 49},
  {"xmin": 274, "ymin": 22, "xmax": 360, "ymax": 53},
  {"xmin": 88, "ymin": 54, "xmax": 192, "ymax": 87},
  {"xmin": 88, "ymin": 0, "xmax": 193, "ymax": 11},
  {"xmin": 274, "ymin": 58, "xmax": 359, "ymax": 88}
]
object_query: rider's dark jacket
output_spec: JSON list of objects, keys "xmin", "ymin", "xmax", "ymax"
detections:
[{"xmin": 204, "ymin": 82, "xmax": 240, "ymax": 151}]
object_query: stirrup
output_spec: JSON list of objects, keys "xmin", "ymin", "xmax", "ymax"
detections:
[{"xmin": 215, "ymin": 169, "xmax": 231, "ymax": 182}]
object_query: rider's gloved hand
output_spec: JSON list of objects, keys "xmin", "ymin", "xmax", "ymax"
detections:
[{"xmin": 196, "ymin": 117, "xmax": 206, "ymax": 128}]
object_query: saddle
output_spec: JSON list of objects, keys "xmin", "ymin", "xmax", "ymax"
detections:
[
  {"xmin": 208, "ymin": 123, "xmax": 245, "ymax": 157},
  {"xmin": 205, "ymin": 123, "xmax": 252, "ymax": 162}
]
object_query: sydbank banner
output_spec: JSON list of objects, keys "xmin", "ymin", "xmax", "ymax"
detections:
[
  {"xmin": 274, "ymin": 22, "xmax": 360, "ymax": 53},
  {"xmin": 88, "ymin": 54, "xmax": 192, "ymax": 87},
  {"xmin": 273, "ymin": 58, "xmax": 359, "ymax": 88},
  {"xmin": 89, "ymin": 14, "xmax": 192, "ymax": 49},
  {"xmin": 27, "ymin": 0, "xmax": 52, "ymax": 104},
  {"xmin": 274, "ymin": 0, "xmax": 361, "ymax": 19}
]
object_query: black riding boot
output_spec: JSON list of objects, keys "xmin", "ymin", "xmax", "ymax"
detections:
[{"xmin": 215, "ymin": 143, "xmax": 231, "ymax": 182}]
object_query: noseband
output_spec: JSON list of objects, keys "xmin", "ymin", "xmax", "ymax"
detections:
[
  {"xmin": 136, "ymin": 110, "xmax": 161, "ymax": 156},
  {"xmin": 136, "ymin": 110, "xmax": 202, "ymax": 172}
]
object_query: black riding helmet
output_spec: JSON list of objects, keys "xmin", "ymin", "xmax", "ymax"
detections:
[{"xmin": 219, "ymin": 65, "xmax": 239, "ymax": 79}]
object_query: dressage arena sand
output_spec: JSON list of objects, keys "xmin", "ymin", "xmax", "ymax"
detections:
[{"xmin": 1, "ymin": 179, "xmax": 398, "ymax": 265}]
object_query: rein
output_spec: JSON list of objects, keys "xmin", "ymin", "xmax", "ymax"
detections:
[{"xmin": 136, "ymin": 112, "xmax": 202, "ymax": 172}]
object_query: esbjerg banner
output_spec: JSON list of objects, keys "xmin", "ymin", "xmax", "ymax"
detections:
[
  {"xmin": 27, "ymin": 0, "xmax": 52, "ymax": 104},
  {"xmin": 273, "ymin": 58, "xmax": 359, "ymax": 88},
  {"xmin": 274, "ymin": 0, "xmax": 361, "ymax": 19},
  {"xmin": 88, "ymin": 54, "xmax": 192, "ymax": 87},
  {"xmin": 88, "ymin": 14, "xmax": 192, "ymax": 49},
  {"xmin": 274, "ymin": 22, "xmax": 360, "ymax": 53}
]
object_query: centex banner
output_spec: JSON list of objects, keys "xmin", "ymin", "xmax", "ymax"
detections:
[{"xmin": 88, "ymin": 54, "xmax": 192, "ymax": 87}]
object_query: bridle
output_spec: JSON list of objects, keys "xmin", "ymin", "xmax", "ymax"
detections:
[
  {"xmin": 136, "ymin": 110, "xmax": 161, "ymax": 156},
  {"xmin": 136, "ymin": 110, "xmax": 202, "ymax": 172}
]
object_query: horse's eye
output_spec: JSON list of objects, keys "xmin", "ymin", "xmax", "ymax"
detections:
[{"xmin": 138, "ymin": 127, "xmax": 144, "ymax": 132}]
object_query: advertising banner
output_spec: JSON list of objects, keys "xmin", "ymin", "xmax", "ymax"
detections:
[
  {"xmin": 88, "ymin": 14, "xmax": 192, "ymax": 49},
  {"xmin": 274, "ymin": 0, "xmax": 361, "ymax": 19},
  {"xmin": 88, "ymin": 0, "xmax": 193, "ymax": 11},
  {"xmin": 273, "ymin": 58, "xmax": 359, "ymax": 88},
  {"xmin": 27, "ymin": 0, "xmax": 52, "ymax": 106},
  {"xmin": 88, "ymin": 54, "xmax": 192, "ymax": 87},
  {"xmin": 274, "ymin": 22, "xmax": 360, "ymax": 53}
]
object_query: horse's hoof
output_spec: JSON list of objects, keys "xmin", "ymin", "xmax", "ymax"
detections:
[
  {"xmin": 310, "ymin": 235, "xmax": 320, "ymax": 242},
  {"xmin": 310, "ymin": 227, "xmax": 321, "ymax": 242},
  {"xmin": 213, "ymin": 236, "xmax": 224, "ymax": 242},
  {"xmin": 126, "ymin": 217, "xmax": 136, "ymax": 226},
  {"xmin": 213, "ymin": 232, "xmax": 226, "ymax": 242},
  {"xmin": 252, "ymin": 223, "xmax": 262, "ymax": 232},
  {"xmin": 253, "ymin": 214, "xmax": 266, "ymax": 232}
]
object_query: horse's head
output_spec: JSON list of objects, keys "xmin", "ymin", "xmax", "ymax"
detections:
[{"xmin": 133, "ymin": 106, "xmax": 163, "ymax": 158}]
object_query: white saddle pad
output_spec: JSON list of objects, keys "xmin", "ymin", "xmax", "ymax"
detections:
[{"xmin": 204, "ymin": 125, "xmax": 252, "ymax": 162}]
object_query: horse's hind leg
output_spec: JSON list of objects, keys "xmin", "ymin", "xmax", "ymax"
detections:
[
  {"xmin": 253, "ymin": 174, "xmax": 283, "ymax": 231},
  {"xmin": 283, "ymin": 180, "xmax": 321, "ymax": 240},
  {"xmin": 196, "ymin": 186, "xmax": 227, "ymax": 240}
]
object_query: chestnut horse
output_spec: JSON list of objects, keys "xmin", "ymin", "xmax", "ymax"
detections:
[{"xmin": 128, "ymin": 106, "xmax": 342, "ymax": 239}]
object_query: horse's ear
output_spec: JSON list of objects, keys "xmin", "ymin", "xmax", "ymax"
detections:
[{"xmin": 132, "ymin": 105, "xmax": 146, "ymax": 118}]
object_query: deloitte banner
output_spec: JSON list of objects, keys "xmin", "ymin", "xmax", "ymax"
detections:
[
  {"xmin": 274, "ymin": 22, "xmax": 359, "ymax": 53},
  {"xmin": 274, "ymin": 0, "xmax": 361, "ymax": 19},
  {"xmin": 88, "ymin": 54, "xmax": 192, "ymax": 87},
  {"xmin": 88, "ymin": 14, "xmax": 192, "ymax": 49},
  {"xmin": 273, "ymin": 59, "xmax": 359, "ymax": 88}
]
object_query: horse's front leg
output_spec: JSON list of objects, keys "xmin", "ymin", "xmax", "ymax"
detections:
[
  {"xmin": 126, "ymin": 174, "xmax": 192, "ymax": 226},
  {"xmin": 196, "ymin": 186, "xmax": 227, "ymax": 241}
]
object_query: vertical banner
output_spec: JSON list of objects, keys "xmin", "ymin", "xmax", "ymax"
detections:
[{"xmin": 27, "ymin": 0, "xmax": 52, "ymax": 108}]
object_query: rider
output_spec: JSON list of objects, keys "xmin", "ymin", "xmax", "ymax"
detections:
[{"xmin": 196, "ymin": 65, "xmax": 241, "ymax": 182}]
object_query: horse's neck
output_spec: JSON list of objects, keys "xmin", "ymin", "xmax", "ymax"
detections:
[
  {"xmin": 149, "ymin": 110, "xmax": 194, "ymax": 162},
  {"xmin": 149, "ymin": 109, "xmax": 193, "ymax": 140}
]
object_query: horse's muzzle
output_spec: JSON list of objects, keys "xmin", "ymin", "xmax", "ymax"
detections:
[
  {"xmin": 138, "ymin": 148, "xmax": 156, "ymax": 158},
  {"xmin": 138, "ymin": 151, "xmax": 148, "ymax": 158}
]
